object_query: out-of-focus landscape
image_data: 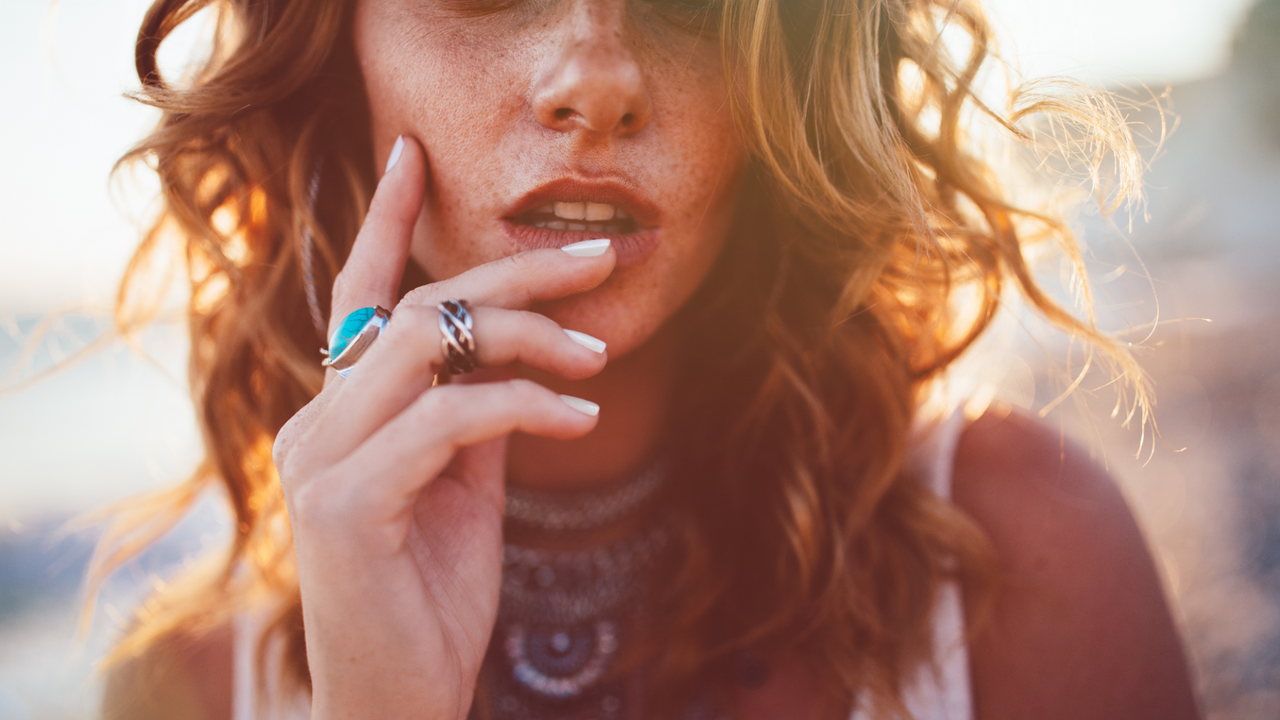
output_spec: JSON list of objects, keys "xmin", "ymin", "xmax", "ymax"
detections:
[
  {"xmin": 1084, "ymin": 4, "xmax": 1280, "ymax": 711},
  {"xmin": 1038, "ymin": 1, "xmax": 1280, "ymax": 714},
  {"xmin": 1, "ymin": 0, "xmax": 1278, "ymax": 718}
]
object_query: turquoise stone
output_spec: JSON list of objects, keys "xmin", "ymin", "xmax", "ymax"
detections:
[{"xmin": 328, "ymin": 307, "xmax": 377, "ymax": 360}]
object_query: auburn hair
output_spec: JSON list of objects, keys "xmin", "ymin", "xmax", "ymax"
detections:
[{"xmin": 94, "ymin": 0, "xmax": 1148, "ymax": 717}]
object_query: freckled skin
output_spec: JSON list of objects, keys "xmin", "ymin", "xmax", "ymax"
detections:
[{"xmin": 354, "ymin": 0, "xmax": 748, "ymax": 358}]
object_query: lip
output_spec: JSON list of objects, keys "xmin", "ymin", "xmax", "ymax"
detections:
[{"xmin": 502, "ymin": 177, "xmax": 662, "ymax": 268}]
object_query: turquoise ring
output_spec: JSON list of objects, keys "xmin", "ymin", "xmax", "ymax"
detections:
[{"xmin": 321, "ymin": 306, "xmax": 391, "ymax": 378}]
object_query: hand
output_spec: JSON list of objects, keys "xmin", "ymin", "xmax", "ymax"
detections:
[{"xmin": 272, "ymin": 137, "xmax": 615, "ymax": 720}]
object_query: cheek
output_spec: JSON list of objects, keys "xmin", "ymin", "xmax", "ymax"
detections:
[
  {"xmin": 648, "ymin": 70, "xmax": 749, "ymax": 296},
  {"xmin": 408, "ymin": 62, "xmax": 530, "ymax": 279},
  {"xmin": 355, "ymin": 9, "xmax": 529, "ymax": 277}
]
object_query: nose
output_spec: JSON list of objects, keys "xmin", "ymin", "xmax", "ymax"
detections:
[{"xmin": 531, "ymin": 1, "xmax": 652, "ymax": 138}]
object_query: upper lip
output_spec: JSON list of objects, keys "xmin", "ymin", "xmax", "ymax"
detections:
[{"xmin": 504, "ymin": 177, "xmax": 661, "ymax": 228}]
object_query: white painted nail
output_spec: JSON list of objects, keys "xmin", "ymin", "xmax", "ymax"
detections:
[
  {"xmin": 564, "ymin": 329, "xmax": 606, "ymax": 353},
  {"xmin": 560, "ymin": 239, "xmax": 611, "ymax": 257},
  {"xmin": 384, "ymin": 135, "xmax": 405, "ymax": 174},
  {"xmin": 559, "ymin": 394, "xmax": 600, "ymax": 416}
]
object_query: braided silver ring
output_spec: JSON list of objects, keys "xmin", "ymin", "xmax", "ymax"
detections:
[{"xmin": 437, "ymin": 299, "xmax": 476, "ymax": 375}]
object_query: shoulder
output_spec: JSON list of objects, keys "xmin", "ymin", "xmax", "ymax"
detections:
[
  {"xmin": 949, "ymin": 407, "xmax": 1200, "ymax": 720},
  {"xmin": 101, "ymin": 624, "xmax": 234, "ymax": 720}
]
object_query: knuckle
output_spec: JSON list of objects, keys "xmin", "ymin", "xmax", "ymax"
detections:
[
  {"xmin": 272, "ymin": 428, "xmax": 295, "ymax": 476},
  {"xmin": 511, "ymin": 312, "xmax": 553, "ymax": 355},
  {"xmin": 276, "ymin": 442, "xmax": 315, "ymax": 499},
  {"xmin": 330, "ymin": 267, "xmax": 357, "ymax": 304},
  {"xmin": 400, "ymin": 283, "xmax": 439, "ymax": 307},
  {"xmin": 289, "ymin": 464, "xmax": 378, "ymax": 530},
  {"xmin": 286, "ymin": 472, "xmax": 341, "ymax": 526},
  {"xmin": 385, "ymin": 303, "xmax": 430, "ymax": 339},
  {"xmin": 402, "ymin": 302, "xmax": 436, "ymax": 325},
  {"xmin": 329, "ymin": 263, "xmax": 382, "ymax": 313},
  {"xmin": 506, "ymin": 378, "xmax": 546, "ymax": 403},
  {"xmin": 497, "ymin": 251, "xmax": 536, "ymax": 275},
  {"xmin": 421, "ymin": 385, "xmax": 464, "ymax": 418},
  {"xmin": 519, "ymin": 309, "xmax": 559, "ymax": 335},
  {"xmin": 284, "ymin": 459, "xmax": 385, "ymax": 533},
  {"xmin": 378, "ymin": 304, "xmax": 439, "ymax": 364},
  {"xmin": 277, "ymin": 437, "xmax": 312, "ymax": 486},
  {"xmin": 494, "ymin": 255, "xmax": 538, "ymax": 303},
  {"xmin": 272, "ymin": 418, "xmax": 297, "ymax": 471},
  {"xmin": 273, "ymin": 398, "xmax": 323, "ymax": 481},
  {"xmin": 512, "ymin": 308, "xmax": 540, "ymax": 326}
]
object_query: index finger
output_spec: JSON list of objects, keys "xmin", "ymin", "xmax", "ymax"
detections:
[{"xmin": 327, "ymin": 134, "xmax": 425, "ymax": 342}]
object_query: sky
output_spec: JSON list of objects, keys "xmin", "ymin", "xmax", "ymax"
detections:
[{"xmin": 0, "ymin": 0, "xmax": 1260, "ymax": 316}]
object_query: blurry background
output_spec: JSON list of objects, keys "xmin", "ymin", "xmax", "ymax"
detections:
[{"xmin": 1, "ymin": 0, "xmax": 1277, "ymax": 717}]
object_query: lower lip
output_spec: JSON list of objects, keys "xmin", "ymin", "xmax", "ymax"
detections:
[{"xmin": 501, "ymin": 220, "xmax": 660, "ymax": 269}]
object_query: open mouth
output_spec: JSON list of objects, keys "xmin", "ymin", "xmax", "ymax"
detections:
[
  {"xmin": 502, "ymin": 180, "xmax": 662, "ymax": 267},
  {"xmin": 513, "ymin": 201, "xmax": 640, "ymax": 235}
]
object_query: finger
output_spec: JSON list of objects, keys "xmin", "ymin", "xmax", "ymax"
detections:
[
  {"xmin": 398, "ymin": 240, "xmax": 616, "ymax": 312},
  {"xmin": 294, "ymin": 380, "xmax": 600, "ymax": 523},
  {"xmin": 327, "ymin": 135, "xmax": 426, "ymax": 343},
  {"xmin": 383, "ymin": 304, "xmax": 608, "ymax": 380},
  {"xmin": 296, "ymin": 305, "xmax": 608, "ymax": 470},
  {"xmin": 273, "ymin": 380, "xmax": 342, "ymax": 471}
]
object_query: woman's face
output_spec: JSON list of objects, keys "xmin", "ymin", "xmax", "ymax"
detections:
[{"xmin": 353, "ymin": 0, "xmax": 748, "ymax": 357}]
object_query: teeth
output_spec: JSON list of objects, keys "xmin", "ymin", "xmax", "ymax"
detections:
[
  {"xmin": 585, "ymin": 203, "xmax": 616, "ymax": 221},
  {"xmin": 550, "ymin": 201, "xmax": 619, "ymax": 222},
  {"xmin": 529, "ymin": 201, "xmax": 633, "ymax": 232},
  {"xmin": 554, "ymin": 202, "xmax": 586, "ymax": 220}
]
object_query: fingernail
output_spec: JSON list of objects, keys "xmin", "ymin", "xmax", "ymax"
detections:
[
  {"xmin": 561, "ymin": 239, "xmax": 610, "ymax": 258},
  {"xmin": 564, "ymin": 329, "xmax": 606, "ymax": 353},
  {"xmin": 384, "ymin": 135, "xmax": 405, "ymax": 174},
  {"xmin": 559, "ymin": 394, "xmax": 600, "ymax": 416}
]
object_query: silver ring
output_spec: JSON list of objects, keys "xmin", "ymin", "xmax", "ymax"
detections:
[
  {"xmin": 437, "ymin": 299, "xmax": 476, "ymax": 375},
  {"xmin": 321, "ymin": 306, "xmax": 391, "ymax": 378}
]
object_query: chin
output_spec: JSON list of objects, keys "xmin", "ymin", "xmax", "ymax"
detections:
[{"xmin": 536, "ymin": 284, "xmax": 670, "ymax": 362}]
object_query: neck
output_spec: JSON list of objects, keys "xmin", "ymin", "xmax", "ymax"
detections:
[{"xmin": 506, "ymin": 320, "xmax": 679, "ymax": 492}]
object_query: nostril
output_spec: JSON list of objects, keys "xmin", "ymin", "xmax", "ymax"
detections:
[
  {"xmin": 621, "ymin": 113, "xmax": 634, "ymax": 127},
  {"xmin": 555, "ymin": 108, "xmax": 573, "ymax": 122}
]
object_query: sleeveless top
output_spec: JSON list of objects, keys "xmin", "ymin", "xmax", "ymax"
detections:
[{"xmin": 233, "ymin": 410, "xmax": 972, "ymax": 720}]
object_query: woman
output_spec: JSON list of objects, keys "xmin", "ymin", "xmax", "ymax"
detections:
[{"xmin": 98, "ymin": 0, "xmax": 1199, "ymax": 718}]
